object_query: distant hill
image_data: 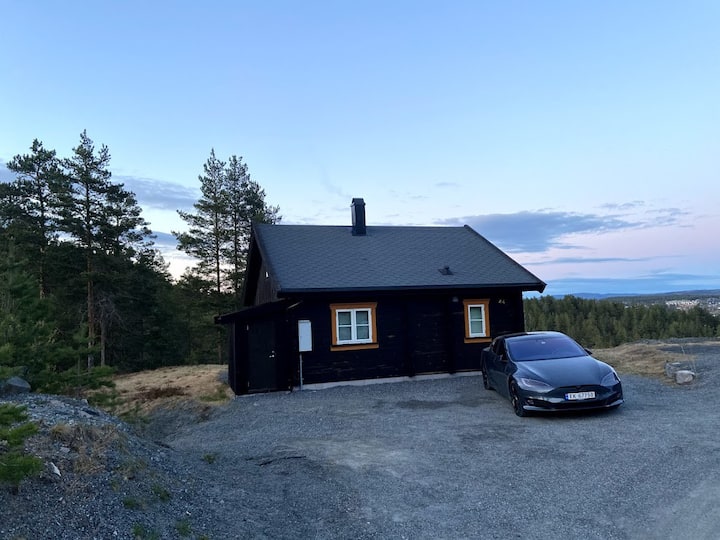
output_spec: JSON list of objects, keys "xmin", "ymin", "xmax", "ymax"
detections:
[{"xmin": 561, "ymin": 290, "xmax": 720, "ymax": 315}]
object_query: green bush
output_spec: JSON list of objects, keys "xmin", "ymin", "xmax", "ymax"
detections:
[
  {"xmin": 34, "ymin": 365, "xmax": 115, "ymax": 397},
  {"xmin": 175, "ymin": 518, "xmax": 192, "ymax": 537},
  {"xmin": 0, "ymin": 403, "xmax": 43, "ymax": 492}
]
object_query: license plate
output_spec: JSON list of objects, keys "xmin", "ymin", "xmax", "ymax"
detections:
[{"xmin": 565, "ymin": 391, "xmax": 596, "ymax": 401}]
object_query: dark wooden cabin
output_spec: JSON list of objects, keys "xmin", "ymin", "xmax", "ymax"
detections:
[{"xmin": 216, "ymin": 198, "xmax": 546, "ymax": 394}]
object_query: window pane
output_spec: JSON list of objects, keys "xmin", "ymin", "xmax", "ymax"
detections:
[
  {"xmin": 469, "ymin": 306, "xmax": 484, "ymax": 321},
  {"xmin": 338, "ymin": 311, "xmax": 352, "ymax": 325},
  {"xmin": 470, "ymin": 320, "xmax": 484, "ymax": 334},
  {"xmin": 468, "ymin": 304, "xmax": 486, "ymax": 337},
  {"xmin": 356, "ymin": 310, "xmax": 369, "ymax": 325},
  {"xmin": 338, "ymin": 327, "xmax": 352, "ymax": 341},
  {"xmin": 356, "ymin": 325, "xmax": 370, "ymax": 340}
]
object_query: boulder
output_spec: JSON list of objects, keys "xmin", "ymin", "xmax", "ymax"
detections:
[
  {"xmin": 675, "ymin": 370, "xmax": 695, "ymax": 385},
  {"xmin": 0, "ymin": 376, "xmax": 31, "ymax": 395},
  {"xmin": 665, "ymin": 362, "xmax": 683, "ymax": 378}
]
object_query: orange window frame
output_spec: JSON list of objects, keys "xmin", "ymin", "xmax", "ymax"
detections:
[
  {"xmin": 463, "ymin": 299, "xmax": 491, "ymax": 343},
  {"xmin": 330, "ymin": 302, "xmax": 379, "ymax": 351}
]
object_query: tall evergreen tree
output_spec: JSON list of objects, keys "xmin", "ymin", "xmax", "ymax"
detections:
[
  {"xmin": 222, "ymin": 155, "xmax": 279, "ymax": 302},
  {"xmin": 175, "ymin": 149, "xmax": 279, "ymax": 300},
  {"xmin": 101, "ymin": 183, "xmax": 154, "ymax": 259},
  {"xmin": 175, "ymin": 150, "xmax": 280, "ymax": 362},
  {"xmin": 61, "ymin": 130, "xmax": 113, "ymax": 369},
  {"xmin": 5, "ymin": 140, "xmax": 67, "ymax": 297},
  {"xmin": 175, "ymin": 149, "xmax": 226, "ymax": 296}
]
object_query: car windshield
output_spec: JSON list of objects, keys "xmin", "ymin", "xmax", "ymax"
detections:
[{"xmin": 507, "ymin": 335, "xmax": 587, "ymax": 362}]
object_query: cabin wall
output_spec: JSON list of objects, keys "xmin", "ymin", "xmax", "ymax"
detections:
[
  {"xmin": 226, "ymin": 288, "xmax": 527, "ymax": 393},
  {"xmin": 253, "ymin": 260, "xmax": 279, "ymax": 305},
  {"xmin": 284, "ymin": 289, "xmax": 526, "ymax": 387}
]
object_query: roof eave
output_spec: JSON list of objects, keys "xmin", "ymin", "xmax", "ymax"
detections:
[{"xmin": 276, "ymin": 282, "xmax": 546, "ymax": 296}]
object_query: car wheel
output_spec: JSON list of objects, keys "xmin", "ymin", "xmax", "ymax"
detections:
[
  {"xmin": 510, "ymin": 381, "xmax": 526, "ymax": 417},
  {"xmin": 481, "ymin": 365, "xmax": 492, "ymax": 390}
]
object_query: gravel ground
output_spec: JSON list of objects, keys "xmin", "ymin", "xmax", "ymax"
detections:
[{"xmin": 2, "ymin": 338, "xmax": 720, "ymax": 539}]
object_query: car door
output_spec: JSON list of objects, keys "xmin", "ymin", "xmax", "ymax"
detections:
[{"xmin": 486, "ymin": 338, "xmax": 509, "ymax": 394}]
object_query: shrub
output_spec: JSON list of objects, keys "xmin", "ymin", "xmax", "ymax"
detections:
[
  {"xmin": 0, "ymin": 403, "xmax": 43, "ymax": 492},
  {"xmin": 175, "ymin": 518, "xmax": 192, "ymax": 537}
]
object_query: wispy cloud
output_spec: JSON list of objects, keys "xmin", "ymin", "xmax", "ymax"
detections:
[
  {"xmin": 153, "ymin": 231, "xmax": 178, "ymax": 250},
  {"xmin": 528, "ymin": 256, "xmax": 658, "ymax": 266},
  {"xmin": 438, "ymin": 208, "xmax": 686, "ymax": 253},
  {"xmin": 2, "ymin": 166, "xmax": 199, "ymax": 213},
  {"xmin": 321, "ymin": 179, "xmax": 352, "ymax": 200},
  {"xmin": 644, "ymin": 207, "xmax": 691, "ymax": 227},
  {"xmin": 438, "ymin": 211, "xmax": 637, "ymax": 252},
  {"xmin": 599, "ymin": 201, "xmax": 645, "ymax": 212},
  {"xmin": 114, "ymin": 175, "xmax": 198, "ymax": 211},
  {"xmin": 433, "ymin": 181, "xmax": 460, "ymax": 189}
]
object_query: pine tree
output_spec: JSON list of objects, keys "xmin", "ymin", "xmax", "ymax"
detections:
[
  {"xmin": 61, "ymin": 130, "xmax": 113, "ymax": 369},
  {"xmin": 176, "ymin": 150, "xmax": 280, "ymax": 301},
  {"xmin": 175, "ymin": 149, "xmax": 227, "ymax": 296},
  {"xmin": 5, "ymin": 139, "xmax": 68, "ymax": 297},
  {"xmin": 222, "ymin": 155, "xmax": 279, "ymax": 303},
  {"xmin": 175, "ymin": 150, "xmax": 280, "ymax": 362}
]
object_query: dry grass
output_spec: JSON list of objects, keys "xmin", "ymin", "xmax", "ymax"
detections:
[
  {"xmin": 110, "ymin": 364, "xmax": 233, "ymax": 415},
  {"xmin": 592, "ymin": 342, "xmax": 691, "ymax": 379},
  {"xmin": 50, "ymin": 423, "xmax": 121, "ymax": 474}
]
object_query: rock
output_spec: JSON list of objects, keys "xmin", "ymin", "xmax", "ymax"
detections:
[
  {"xmin": 665, "ymin": 361, "xmax": 695, "ymax": 379},
  {"xmin": 665, "ymin": 362, "xmax": 682, "ymax": 378},
  {"xmin": 0, "ymin": 376, "xmax": 31, "ymax": 395},
  {"xmin": 675, "ymin": 370, "xmax": 695, "ymax": 384},
  {"xmin": 49, "ymin": 462, "xmax": 61, "ymax": 477}
]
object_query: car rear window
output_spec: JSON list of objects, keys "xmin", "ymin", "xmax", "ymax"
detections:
[{"xmin": 507, "ymin": 335, "xmax": 586, "ymax": 361}]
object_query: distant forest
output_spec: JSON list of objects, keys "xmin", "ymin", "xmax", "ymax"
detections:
[
  {"xmin": 0, "ymin": 134, "xmax": 277, "ymax": 394},
  {"xmin": 524, "ymin": 295, "xmax": 719, "ymax": 348}
]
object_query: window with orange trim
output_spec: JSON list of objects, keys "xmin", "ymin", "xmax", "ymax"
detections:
[
  {"xmin": 330, "ymin": 302, "xmax": 378, "ymax": 350},
  {"xmin": 463, "ymin": 299, "xmax": 490, "ymax": 340}
]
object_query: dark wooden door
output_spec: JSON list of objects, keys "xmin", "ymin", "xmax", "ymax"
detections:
[
  {"xmin": 407, "ymin": 300, "xmax": 449, "ymax": 374},
  {"xmin": 247, "ymin": 320, "xmax": 277, "ymax": 392}
]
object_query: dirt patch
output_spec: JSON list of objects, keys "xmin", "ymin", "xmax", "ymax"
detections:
[
  {"xmin": 593, "ymin": 342, "xmax": 692, "ymax": 379},
  {"xmin": 110, "ymin": 364, "xmax": 232, "ymax": 415}
]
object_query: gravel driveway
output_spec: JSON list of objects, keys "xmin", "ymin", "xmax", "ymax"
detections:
[{"xmin": 167, "ymin": 340, "xmax": 720, "ymax": 540}]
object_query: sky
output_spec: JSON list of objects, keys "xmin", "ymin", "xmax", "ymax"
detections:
[{"xmin": 1, "ymin": 1, "xmax": 719, "ymax": 296}]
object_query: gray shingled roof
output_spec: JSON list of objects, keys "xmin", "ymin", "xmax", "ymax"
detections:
[{"xmin": 253, "ymin": 223, "xmax": 545, "ymax": 294}]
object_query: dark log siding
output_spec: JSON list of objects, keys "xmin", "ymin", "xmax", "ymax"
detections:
[
  {"xmin": 223, "ymin": 289, "xmax": 528, "ymax": 394},
  {"xmin": 252, "ymin": 260, "xmax": 279, "ymax": 305},
  {"xmin": 290, "ymin": 290, "xmax": 525, "ymax": 387}
]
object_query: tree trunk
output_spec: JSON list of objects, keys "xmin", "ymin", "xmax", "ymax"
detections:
[
  {"xmin": 99, "ymin": 317, "xmax": 106, "ymax": 367},
  {"xmin": 87, "ymin": 256, "xmax": 95, "ymax": 370}
]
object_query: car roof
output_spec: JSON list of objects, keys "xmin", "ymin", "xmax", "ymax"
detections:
[{"xmin": 499, "ymin": 331, "xmax": 569, "ymax": 342}]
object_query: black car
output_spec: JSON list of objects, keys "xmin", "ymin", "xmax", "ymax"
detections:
[{"xmin": 481, "ymin": 331, "xmax": 624, "ymax": 417}]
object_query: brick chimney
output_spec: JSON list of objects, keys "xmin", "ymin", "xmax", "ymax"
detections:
[{"xmin": 351, "ymin": 198, "xmax": 366, "ymax": 236}]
